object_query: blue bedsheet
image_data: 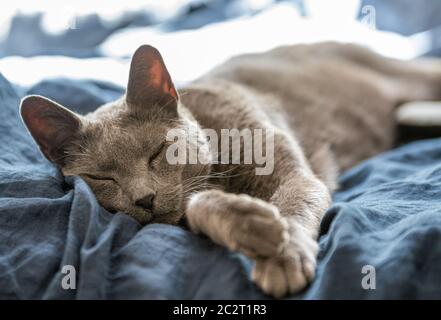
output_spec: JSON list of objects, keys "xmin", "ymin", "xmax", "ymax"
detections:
[{"xmin": 1, "ymin": 73, "xmax": 441, "ymax": 299}]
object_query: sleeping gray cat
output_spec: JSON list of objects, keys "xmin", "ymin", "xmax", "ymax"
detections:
[{"xmin": 20, "ymin": 43, "xmax": 441, "ymax": 298}]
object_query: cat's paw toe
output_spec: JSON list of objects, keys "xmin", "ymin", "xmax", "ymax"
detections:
[
  {"xmin": 227, "ymin": 195, "xmax": 289, "ymax": 258},
  {"xmin": 252, "ymin": 253, "xmax": 316, "ymax": 298},
  {"xmin": 251, "ymin": 228, "xmax": 318, "ymax": 298}
]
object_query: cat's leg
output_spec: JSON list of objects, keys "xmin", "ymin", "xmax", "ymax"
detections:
[
  {"xmin": 186, "ymin": 175, "xmax": 330, "ymax": 298},
  {"xmin": 186, "ymin": 132, "xmax": 333, "ymax": 298},
  {"xmin": 186, "ymin": 190, "xmax": 290, "ymax": 259},
  {"xmin": 252, "ymin": 169, "xmax": 331, "ymax": 297},
  {"xmin": 330, "ymin": 43, "xmax": 441, "ymax": 102}
]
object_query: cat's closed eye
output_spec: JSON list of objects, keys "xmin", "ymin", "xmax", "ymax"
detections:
[
  {"xmin": 83, "ymin": 174, "xmax": 117, "ymax": 183},
  {"xmin": 148, "ymin": 142, "xmax": 166, "ymax": 168}
]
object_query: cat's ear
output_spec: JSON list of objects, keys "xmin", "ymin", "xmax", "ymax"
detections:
[
  {"xmin": 126, "ymin": 45, "xmax": 178, "ymax": 117},
  {"xmin": 20, "ymin": 95, "xmax": 82, "ymax": 166}
]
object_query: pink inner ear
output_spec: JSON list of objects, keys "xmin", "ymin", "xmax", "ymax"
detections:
[
  {"xmin": 149, "ymin": 56, "xmax": 178, "ymax": 99},
  {"xmin": 21, "ymin": 103, "xmax": 53, "ymax": 150},
  {"xmin": 127, "ymin": 45, "xmax": 179, "ymax": 108},
  {"xmin": 30, "ymin": 117, "xmax": 53, "ymax": 148},
  {"xmin": 20, "ymin": 95, "xmax": 81, "ymax": 165}
]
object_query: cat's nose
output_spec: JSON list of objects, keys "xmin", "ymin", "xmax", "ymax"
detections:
[{"xmin": 135, "ymin": 192, "xmax": 155, "ymax": 210}]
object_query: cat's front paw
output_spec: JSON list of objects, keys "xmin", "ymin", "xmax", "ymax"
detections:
[
  {"xmin": 226, "ymin": 194, "xmax": 289, "ymax": 259},
  {"xmin": 251, "ymin": 223, "xmax": 318, "ymax": 298},
  {"xmin": 186, "ymin": 191, "xmax": 289, "ymax": 259}
]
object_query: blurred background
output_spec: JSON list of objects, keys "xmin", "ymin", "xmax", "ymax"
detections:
[{"xmin": 1, "ymin": 0, "xmax": 441, "ymax": 91}]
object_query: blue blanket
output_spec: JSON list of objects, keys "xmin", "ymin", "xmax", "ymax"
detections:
[{"xmin": 1, "ymin": 73, "xmax": 441, "ymax": 299}]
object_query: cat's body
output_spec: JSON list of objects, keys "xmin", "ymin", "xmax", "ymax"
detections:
[
  {"xmin": 20, "ymin": 42, "xmax": 441, "ymax": 298},
  {"xmin": 186, "ymin": 42, "xmax": 441, "ymax": 175}
]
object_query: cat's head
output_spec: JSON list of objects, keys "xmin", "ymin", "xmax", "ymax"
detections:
[{"xmin": 20, "ymin": 45, "xmax": 211, "ymax": 225}]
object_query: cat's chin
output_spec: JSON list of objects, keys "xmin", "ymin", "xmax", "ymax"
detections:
[
  {"xmin": 127, "ymin": 208, "xmax": 154, "ymax": 225},
  {"xmin": 149, "ymin": 210, "xmax": 184, "ymax": 225},
  {"xmin": 124, "ymin": 206, "xmax": 184, "ymax": 225}
]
